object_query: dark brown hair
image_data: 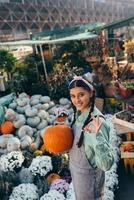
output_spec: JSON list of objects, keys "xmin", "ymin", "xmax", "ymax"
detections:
[{"xmin": 69, "ymin": 79, "xmax": 95, "ymax": 147}]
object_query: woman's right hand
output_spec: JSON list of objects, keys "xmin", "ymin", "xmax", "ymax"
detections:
[{"xmin": 84, "ymin": 114, "xmax": 102, "ymax": 134}]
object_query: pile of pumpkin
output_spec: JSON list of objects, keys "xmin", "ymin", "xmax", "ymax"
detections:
[
  {"xmin": 0, "ymin": 92, "xmax": 74, "ymax": 155},
  {"xmin": 0, "ymin": 92, "xmax": 75, "ymax": 199}
]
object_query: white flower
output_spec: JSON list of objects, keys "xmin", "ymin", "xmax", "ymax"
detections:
[
  {"xmin": 9, "ymin": 183, "xmax": 39, "ymax": 200},
  {"xmin": 0, "ymin": 151, "xmax": 24, "ymax": 172},
  {"xmin": 40, "ymin": 189, "xmax": 65, "ymax": 200},
  {"xmin": 66, "ymin": 182, "xmax": 76, "ymax": 200},
  {"xmin": 29, "ymin": 155, "xmax": 52, "ymax": 176},
  {"xmin": 104, "ymin": 115, "xmax": 120, "ymax": 200}
]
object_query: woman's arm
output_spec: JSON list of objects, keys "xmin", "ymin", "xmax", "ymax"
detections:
[{"xmin": 84, "ymin": 120, "xmax": 114, "ymax": 171}]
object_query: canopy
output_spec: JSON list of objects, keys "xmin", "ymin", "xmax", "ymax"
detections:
[
  {"xmin": 0, "ymin": 32, "xmax": 97, "ymax": 47},
  {"xmin": 33, "ymin": 22, "xmax": 104, "ymax": 40}
]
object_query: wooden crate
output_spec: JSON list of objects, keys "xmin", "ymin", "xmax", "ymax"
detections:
[{"xmin": 112, "ymin": 112, "xmax": 134, "ymax": 134}]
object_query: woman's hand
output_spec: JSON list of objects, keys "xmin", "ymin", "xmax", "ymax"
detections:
[{"xmin": 84, "ymin": 114, "xmax": 102, "ymax": 134}]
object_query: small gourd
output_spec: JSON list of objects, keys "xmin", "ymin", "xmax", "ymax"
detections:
[{"xmin": 47, "ymin": 173, "xmax": 61, "ymax": 184}]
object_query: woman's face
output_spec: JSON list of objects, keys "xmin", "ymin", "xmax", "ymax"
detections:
[{"xmin": 70, "ymin": 87, "xmax": 92, "ymax": 112}]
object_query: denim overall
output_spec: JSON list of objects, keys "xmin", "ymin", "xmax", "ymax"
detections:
[{"xmin": 69, "ymin": 124, "xmax": 105, "ymax": 200}]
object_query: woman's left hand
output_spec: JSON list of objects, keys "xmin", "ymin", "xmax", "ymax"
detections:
[{"xmin": 84, "ymin": 114, "xmax": 102, "ymax": 134}]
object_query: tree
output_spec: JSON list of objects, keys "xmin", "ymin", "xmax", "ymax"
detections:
[{"xmin": 0, "ymin": 49, "xmax": 16, "ymax": 79}]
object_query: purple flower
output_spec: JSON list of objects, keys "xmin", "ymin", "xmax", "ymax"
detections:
[{"xmin": 50, "ymin": 179, "xmax": 69, "ymax": 194}]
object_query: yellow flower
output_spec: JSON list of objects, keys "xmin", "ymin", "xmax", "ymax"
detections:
[{"xmin": 34, "ymin": 150, "xmax": 43, "ymax": 156}]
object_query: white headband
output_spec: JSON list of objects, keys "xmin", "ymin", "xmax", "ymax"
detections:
[{"xmin": 69, "ymin": 76, "xmax": 94, "ymax": 91}]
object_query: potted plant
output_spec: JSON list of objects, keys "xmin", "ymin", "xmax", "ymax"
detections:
[{"xmin": 117, "ymin": 80, "xmax": 134, "ymax": 98}]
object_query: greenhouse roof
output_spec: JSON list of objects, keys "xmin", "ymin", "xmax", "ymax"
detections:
[{"xmin": 97, "ymin": 15, "xmax": 134, "ymax": 30}]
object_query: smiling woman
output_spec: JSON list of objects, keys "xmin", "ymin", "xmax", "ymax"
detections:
[{"xmin": 68, "ymin": 76, "xmax": 114, "ymax": 200}]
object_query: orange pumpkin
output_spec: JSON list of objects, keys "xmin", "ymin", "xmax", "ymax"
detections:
[
  {"xmin": 1, "ymin": 121, "xmax": 15, "ymax": 134},
  {"xmin": 47, "ymin": 173, "xmax": 61, "ymax": 184},
  {"xmin": 43, "ymin": 125, "xmax": 73, "ymax": 154}
]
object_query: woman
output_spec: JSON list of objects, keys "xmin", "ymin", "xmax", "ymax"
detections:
[{"xmin": 69, "ymin": 76, "xmax": 114, "ymax": 200}]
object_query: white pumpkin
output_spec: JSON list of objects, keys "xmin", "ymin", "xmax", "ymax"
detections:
[
  {"xmin": 5, "ymin": 108, "xmax": 17, "ymax": 121},
  {"xmin": 8, "ymin": 102, "xmax": 17, "ymax": 110},
  {"xmin": 16, "ymin": 105, "xmax": 30, "ymax": 114},
  {"xmin": 30, "ymin": 99, "xmax": 40, "ymax": 106},
  {"xmin": 27, "ymin": 116, "xmax": 40, "ymax": 128},
  {"xmin": 18, "ymin": 92, "xmax": 28, "ymax": 98},
  {"xmin": 37, "ymin": 119, "xmax": 48, "ymax": 130},
  {"xmin": 18, "ymin": 125, "xmax": 34, "ymax": 138},
  {"xmin": 31, "ymin": 94, "xmax": 42, "ymax": 100},
  {"xmin": 34, "ymin": 103, "xmax": 42, "ymax": 110},
  {"xmin": 13, "ymin": 114, "xmax": 26, "ymax": 128},
  {"xmin": 49, "ymin": 101, "xmax": 55, "ymax": 108},
  {"xmin": 38, "ymin": 110, "xmax": 49, "ymax": 119},
  {"xmin": 48, "ymin": 107, "xmax": 56, "ymax": 115},
  {"xmin": 41, "ymin": 103, "xmax": 50, "ymax": 110},
  {"xmin": 25, "ymin": 107, "xmax": 38, "ymax": 117},
  {"xmin": 17, "ymin": 98, "xmax": 28, "ymax": 107},
  {"xmin": 20, "ymin": 135, "xmax": 33, "ymax": 149},
  {"xmin": 40, "ymin": 96, "xmax": 50, "ymax": 103}
]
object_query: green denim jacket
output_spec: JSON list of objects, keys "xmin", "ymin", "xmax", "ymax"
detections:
[{"xmin": 75, "ymin": 106, "xmax": 114, "ymax": 171}]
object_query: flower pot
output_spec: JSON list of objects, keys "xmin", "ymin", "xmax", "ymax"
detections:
[
  {"xmin": 105, "ymin": 85, "xmax": 119, "ymax": 98},
  {"xmin": 119, "ymin": 87, "xmax": 132, "ymax": 98}
]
